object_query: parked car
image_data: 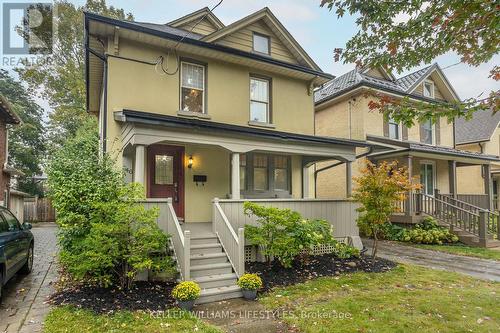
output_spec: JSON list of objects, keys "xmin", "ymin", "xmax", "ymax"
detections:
[{"xmin": 0, "ymin": 206, "xmax": 33, "ymax": 302}]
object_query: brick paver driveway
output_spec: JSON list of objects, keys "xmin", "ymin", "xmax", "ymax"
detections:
[{"xmin": 1, "ymin": 223, "xmax": 58, "ymax": 333}]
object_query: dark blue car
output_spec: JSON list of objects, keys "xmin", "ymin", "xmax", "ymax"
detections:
[{"xmin": 0, "ymin": 206, "xmax": 33, "ymax": 302}]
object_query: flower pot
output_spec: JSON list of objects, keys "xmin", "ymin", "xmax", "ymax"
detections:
[
  {"xmin": 177, "ymin": 299, "xmax": 196, "ymax": 311},
  {"xmin": 242, "ymin": 289, "xmax": 257, "ymax": 300}
]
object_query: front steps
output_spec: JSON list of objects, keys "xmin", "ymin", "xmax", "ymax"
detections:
[
  {"xmin": 188, "ymin": 233, "xmax": 243, "ymax": 304},
  {"xmin": 452, "ymin": 229, "xmax": 500, "ymax": 248}
]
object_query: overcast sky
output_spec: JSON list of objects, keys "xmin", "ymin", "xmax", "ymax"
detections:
[{"xmin": 5, "ymin": 0, "xmax": 500, "ymax": 112}]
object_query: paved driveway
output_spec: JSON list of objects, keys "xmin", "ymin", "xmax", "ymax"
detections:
[
  {"xmin": 1, "ymin": 223, "xmax": 58, "ymax": 333},
  {"xmin": 363, "ymin": 239, "xmax": 500, "ymax": 282}
]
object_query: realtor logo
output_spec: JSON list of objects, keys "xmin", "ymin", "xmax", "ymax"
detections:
[{"xmin": 1, "ymin": 1, "xmax": 54, "ymax": 59}]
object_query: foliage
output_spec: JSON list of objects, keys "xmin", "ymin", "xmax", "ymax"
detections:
[
  {"xmin": 243, "ymin": 202, "xmax": 336, "ymax": 268},
  {"xmin": 353, "ymin": 161, "xmax": 420, "ymax": 258},
  {"xmin": 48, "ymin": 119, "xmax": 172, "ymax": 288},
  {"xmin": 0, "ymin": 70, "xmax": 46, "ymax": 195},
  {"xmin": 237, "ymin": 273, "xmax": 263, "ymax": 291},
  {"xmin": 171, "ymin": 282, "xmax": 201, "ymax": 301},
  {"xmin": 320, "ymin": 0, "xmax": 499, "ymax": 122},
  {"xmin": 16, "ymin": 0, "xmax": 133, "ymax": 149},
  {"xmin": 332, "ymin": 241, "xmax": 360, "ymax": 259}
]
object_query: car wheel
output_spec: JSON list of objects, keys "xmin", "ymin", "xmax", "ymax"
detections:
[{"xmin": 20, "ymin": 244, "xmax": 34, "ymax": 274}]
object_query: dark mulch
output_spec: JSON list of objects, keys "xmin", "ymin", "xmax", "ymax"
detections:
[
  {"xmin": 247, "ymin": 254, "xmax": 396, "ymax": 291},
  {"xmin": 48, "ymin": 281, "xmax": 176, "ymax": 314}
]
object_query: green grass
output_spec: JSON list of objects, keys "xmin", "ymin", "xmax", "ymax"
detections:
[
  {"xmin": 44, "ymin": 306, "xmax": 222, "ymax": 333},
  {"xmin": 411, "ymin": 243, "xmax": 500, "ymax": 261},
  {"xmin": 259, "ymin": 265, "xmax": 500, "ymax": 333}
]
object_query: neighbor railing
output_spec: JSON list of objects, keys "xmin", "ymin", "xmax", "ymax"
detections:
[
  {"xmin": 213, "ymin": 198, "xmax": 244, "ymax": 277},
  {"xmin": 441, "ymin": 193, "xmax": 491, "ymax": 211}
]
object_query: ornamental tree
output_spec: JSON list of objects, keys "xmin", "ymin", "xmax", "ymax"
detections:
[{"xmin": 353, "ymin": 161, "xmax": 420, "ymax": 259}]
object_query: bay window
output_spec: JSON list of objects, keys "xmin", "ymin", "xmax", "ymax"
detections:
[{"xmin": 239, "ymin": 153, "xmax": 290, "ymax": 197}]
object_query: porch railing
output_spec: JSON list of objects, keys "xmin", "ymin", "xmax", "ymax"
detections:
[
  {"xmin": 213, "ymin": 199, "xmax": 245, "ymax": 277},
  {"xmin": 442, "ymin": 193, "xmax": 491, "ymax": 211}
]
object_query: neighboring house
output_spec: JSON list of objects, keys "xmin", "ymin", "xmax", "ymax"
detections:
[
  {"xmin": 0, "ymin": 95, "xmax": 27, "ymax": 221},
  {"xmin": 84, "ymin": 7, "xmax": 368, "ymax": 302},
  {"xmin": 456, "ymin": 110, "xmax": 500, "ymax": 210},
  {"xmin": 314, "ymin": 64, "xmax": 499, "ymax": 247}
]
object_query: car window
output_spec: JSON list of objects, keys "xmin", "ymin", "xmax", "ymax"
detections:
[
  {"xmin": 0, "ymin": 214, "xmax": 8, "ymax": 233},
  {"xmin": 1, "ymin": 209, "xmax": 21, "ymax": 232}
]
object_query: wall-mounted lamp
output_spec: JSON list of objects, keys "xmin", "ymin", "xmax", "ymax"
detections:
[{"xmin": 187, "ymin": 155, "xmax": 194, "ymax": 169}]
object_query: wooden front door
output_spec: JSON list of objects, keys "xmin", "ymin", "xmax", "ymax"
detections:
[{"xmin": 147, "ymin": 145, "xmax": 185, "ymax": 220}]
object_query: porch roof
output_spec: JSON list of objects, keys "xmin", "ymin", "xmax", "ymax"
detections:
[{"xmin": 366, "ymin": 135, "xmax": 500, "ymax": 163}]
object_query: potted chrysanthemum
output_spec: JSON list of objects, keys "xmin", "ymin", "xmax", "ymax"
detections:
[
  {"xmin": 237, "ymin": 273, "xmax": 262, "ymax": 300},
  {"xmin": 171, "ymin": 281, "xmax": 201, "ymax": 311}
]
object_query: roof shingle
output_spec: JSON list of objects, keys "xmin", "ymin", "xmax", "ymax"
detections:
[{"xmin": 455, "ymin": 109, "xmax": 500, "ymax": 145}]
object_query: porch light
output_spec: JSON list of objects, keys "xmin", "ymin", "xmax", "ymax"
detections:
[{"xmin": 188, "ymin": 155, "xmax": 194, "ymax": 169}]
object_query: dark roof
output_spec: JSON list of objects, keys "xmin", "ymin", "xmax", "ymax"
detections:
[
  {"xmin": 0, "ymin": 95, "xmax": 20, "ymax": 124},
  {"xmin": 314, "ymin": 64, "xmax": 435, "ymax": 105},
  {"xmin": 116, "ymin": 110, "xmax": 372, "ymax": 148},
  {"xmin": 455, "ymin": 109, "xmax": 500, "ymax": 145},
  {"xmin": 367, "ymin": 135, "xmax": 499, "ymax": 162},
  {"xmin": 129, "ymin": 21, "xmax": 204, "ymax": 40}
]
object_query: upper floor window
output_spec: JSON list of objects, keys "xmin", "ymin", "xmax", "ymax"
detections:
[
  {"xmin": 250, "ymin": 77, "xmax": 270, "ymax": 123},
  {"xmin": 423, "ymin": 81, "xmax": 434, "ymax": 98},
  {"xmin": 421, "ymin": 119, "xmax": 434, "ymax": 144},
  {"xmin": 180, "ymin": 62, "xmax": 205, "ymax": 113},
  {"xmin": 388, "ymin": 117, "xmax": 400, "ymax": 140},
  {"xmin": 253, "ymin": 33, "xmax": 270, "ymax": 54}
]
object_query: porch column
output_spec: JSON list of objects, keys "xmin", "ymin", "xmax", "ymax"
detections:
[
  {"xmin": 302, "ymin": 165, "xmax": 310, "ymax": 199},
  {"xmin": 231, "ymin": 153, "xmax": 240, "ymax": 200},
  {"xmin": 448, "ymin": 160, "xmax": 457, "ymax": 198},
  {"xmin": 134, "ymin": 145, "xmax": 146, "ymax": 185},
  {"xmin": 483, "ymin": 164, "xmax": 493, "ymax": 211},
  {"xmin": 346, "ymin": 161, "xmax": 352, "ymax": 198},
  {"xmin": 406, "ymin": 155, "xmax": 413, "ymax": 216}
]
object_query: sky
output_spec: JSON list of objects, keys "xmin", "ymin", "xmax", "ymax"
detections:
[{"xmin": 4, "ymin": 0, "xmax": 500, "ymax": 112}]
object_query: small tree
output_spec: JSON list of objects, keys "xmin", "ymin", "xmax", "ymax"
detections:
[{"xmin": 353, "ymin": 161, "xmax": 420, "ymax": 259}]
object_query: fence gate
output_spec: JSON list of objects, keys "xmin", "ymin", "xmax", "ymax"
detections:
[{"xmin": 23, "ymin": 197, "xmax": 56, "ymax": 222}]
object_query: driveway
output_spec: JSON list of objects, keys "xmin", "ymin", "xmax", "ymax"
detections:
[
  {"xmin": 0, "ymin": 223, "xmax": 58, "ymax": 333},
  {"xmin": 363, "ymin": 239, "xmax": 500, "ymax": 282}
]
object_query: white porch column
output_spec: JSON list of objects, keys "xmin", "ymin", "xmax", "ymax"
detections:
[
  {"xmin": 134, "ymin": 145, "xmax": 146, "ymax": 186},
  {"xmin": 302, "ymin": 165, "xmax": 310, "ymax": 199},
  {"xmin": 231, "ymin": 153, "xmax": 240, "ymax": 199},
  {"xmin": 346, "ymin": 161, "xmax": 352, "ymax": 198}
]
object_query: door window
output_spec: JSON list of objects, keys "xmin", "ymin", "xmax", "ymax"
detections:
[
  {"xmin": 1, "ymin": 210, "xmax": 20, "ymax": 232},
  {"xmin": 155, "ymin": 155, "xmax": 174, "ymax": 185},
  {"xmin": 420, "ymin": 163, "xmax": 435, "ymax": 196}
]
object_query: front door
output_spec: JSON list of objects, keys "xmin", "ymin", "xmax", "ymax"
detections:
[
  {"xmin": 420, "ymin": 162, "xmax": 435, "ymax": 196},
  {"xmin": 147, "ymin": 145, "xmax": 185, "ymax": 220}
]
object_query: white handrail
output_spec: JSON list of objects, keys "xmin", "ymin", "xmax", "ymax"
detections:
[{"xmin": 165, "ymin": 198, "xmax": 190, "ymax": 280}]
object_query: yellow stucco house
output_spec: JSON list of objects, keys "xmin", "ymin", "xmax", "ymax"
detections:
[
  {"xmin": 84, "ymin": 7, "xmax": 369, "ymax": 303},
  {"xmin": 314, "ymin": 64, "xmax": 500, "ymax": 247}
]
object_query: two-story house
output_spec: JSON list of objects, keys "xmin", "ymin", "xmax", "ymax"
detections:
[
  {"xmin": 84, "ymin": 7, "xmax": 369, "ymax": 302},
  {"xmin": 314, "ymin": 64, "xmax": 499, "ymax": 247},
  {"xmin": 456, "ymin": 110, "xmax": 500, "ymax": 210}
]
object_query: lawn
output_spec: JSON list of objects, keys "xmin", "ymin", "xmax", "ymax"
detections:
[
  {"xmin": 259, "ymin": 264, "xmax": 500, "ymax": 333},
  {"xmin": 411, "ymin": 243, "xmax": 500, "ymax": 261},
  {"xmin": 44, "ymin": 306, "xmax": 222, "ymax": 333}
]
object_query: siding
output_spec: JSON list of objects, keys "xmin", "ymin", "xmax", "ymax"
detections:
[{"xmin": 177, "ymin": 18, "xmax": 219, "ymax": 36}]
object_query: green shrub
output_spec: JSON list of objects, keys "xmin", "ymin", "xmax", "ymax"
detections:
[
  {"xmin": 172, "ymin": 281, "xmax": 201, "ymax": 301},
  {"xmin": 237, "ymin": 273, "xmax": 263, "ymax": 290},
  {"xmin": 243, "ymin": 202, "xmax": 336, "ymax": 268},
  {"xmin": 377, "ymin": 217, "xmax": 459, "ymax": 245},
  {"xmin": 333, "ymin": 242, "xmax": 361, "ymax": 259}
]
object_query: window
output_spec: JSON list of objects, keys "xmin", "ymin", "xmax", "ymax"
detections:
[
  {"xmin": 240, "ymin": 154, "xmax": 247, "ymax": 190},
  {"xmin": 155, "ymin": 155, "xmax": 174, "ymax": 185},
  {"xmin": 250, "ymin": 77, "xmax": 270, "ymax": 123},
  {"xmin": 0, "ymin": 215, "xmax": 9, "ymax": 233},
  {"xmin": 181, "ymin": 62, "xmax": 205, "ymax": 113},
  {"xmin": 1, "ymin": 209, "xmax": 20, "ymax": 232},
  {"xmin": 253, "ymin": 154, "xmax": 269, "ymax": 191},
  {"xmin": 420, "ymin": 163, "xmax": 435, "ymax": 196},
  {"xmin": 388, "ymin": 117, "xmax": 400, "ymax": 140},
  {"xmin": 273, "ymin": 156, "xmax": 289, "ymax": 191},
  {"xmin": 423, "ymin": 81, "xmax": 434, "ymax": 98},
  {"xmin": 253, "ymin": 33, "xmax": 269, "ymax": 54},
  {"xmin": 421, "ymin": 119, "xmax": 434, "ymax": 144}
]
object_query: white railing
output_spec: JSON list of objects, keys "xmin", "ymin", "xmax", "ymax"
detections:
[
  {"xmin": 218, "ymin": 198, "xmax": 360, "ymax": 238},
  {"xmin": 213, "ymin": 198, "xmax": 245, "ymax": 277}
]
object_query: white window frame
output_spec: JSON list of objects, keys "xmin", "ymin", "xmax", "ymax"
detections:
[
  {"xmin": 249, "ymin": 76, "xmax": 271, "ymax": 124},
  {"xmin": 180, "ymin": 61, "xmax": 206, "ymax": 114},
  {"xmin": 388, "ymin": 117, "xmax": 401, "ymax": 140},
  {"xmin": 421, "ymin": 119, "xmax": 436, "ymax": 145},
  {"xmin": 420, "ymin": 160, "xmax": 437, "ymax": 196},
  {"xmin": 423, "ymin": 80, "xmax": 434, "ymax": 98},
  {"xmin": 252, "ymin": 32, "xmax": 270, "ymax": 55}
]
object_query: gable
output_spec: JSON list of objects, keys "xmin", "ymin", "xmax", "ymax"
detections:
[
  {"xmin": 412, "ymin": 77, "xmax": 447, "ymax": 101},
  {"xmin": 175, "ymin": 17, "xmax": 220, "ymax": 36},
  {"xmin": 214, "ymin": 20, "xmax": 299, "ymax": 65},
  {"xmin": 406, "ymin": 65, "xmax": 459, "ymax": 102},
  {"xmin": 364, "ymin": 68, "xmax": 386, "ymax": 79}
]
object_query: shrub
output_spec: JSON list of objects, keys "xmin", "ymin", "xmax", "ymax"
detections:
[
  {"xmin": 172, "ymin": 282, "xmax": 201, "ymax": 301},
  {"xmin": 243, "ymin": 202, "xmax": 335, "ymax": 268},
  {"xmin": 237, "ymin": 273, "xmax": 263, "ymax": 290},
  {"xmin": 377, "ymin": 217, "xmax": 459, "ymax": 245},
  {"xmin": 332, "ymin": 242, "xmax": 361, "ymax": 259}
]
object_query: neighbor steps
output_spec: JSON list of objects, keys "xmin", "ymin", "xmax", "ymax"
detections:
[{"xmin": 188, "ymin": 233, "xmax": 243, "ymax": 304}]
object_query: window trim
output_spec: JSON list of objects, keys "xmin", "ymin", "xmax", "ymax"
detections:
[
  {"xmin": 423, "ymin": 80, "xmax": 434, "ymax": 98},
  {"xmin": 179, "ymin": 59, "xmax": 207, "ymax": 114},
  {"xmin": 388, "ymin": 117, "xmax": 401, "ymax": 140},
  {"xmin": 419, "ymin": 160, "xmax": 436, "ymax": 196},
  {"xmin": 252, "ymin": 32, "xmax": 271, "ymax": 55},
  {"xmin": 421, "ymin": 119, "xmax": 435, "ymax": 145},
  {"xmin": 249, "ymin": 75, "xmax": 272, "ymax": 124}
]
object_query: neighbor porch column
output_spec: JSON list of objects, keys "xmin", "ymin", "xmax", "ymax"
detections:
[
  {"xmin": 483, "ymin": 164, "xmax": 493, "ymax": 211},
  {"xmin": 231, "ymin": 153, "xmax": 240, "ymax": 200},
  {"xmin": 448, "ymin": 160, "xmax": 457, "ymax": 198},
  {"xmin": 406, "ymin": 155, "xmax": 413, "ymax": 216},
  {"xmin": 134, "ymin": 145, "xmax": 146, "ymax": 186},
  {"xmin": 302, "ymin": 165, "xmax": 310, "ymax": 199},
  {"xmin": 346, "ymin": 161, "xmax": 352, "ymax": 198}
]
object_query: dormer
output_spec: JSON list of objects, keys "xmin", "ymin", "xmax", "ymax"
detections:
[{"xmin": 167, "ymin": 7, "xmax": 224, "ymax": 36}]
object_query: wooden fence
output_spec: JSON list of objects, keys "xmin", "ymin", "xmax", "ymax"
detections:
[{"xmin": 24, "ymin": 197, "xmax": 56, "ymax": 222}]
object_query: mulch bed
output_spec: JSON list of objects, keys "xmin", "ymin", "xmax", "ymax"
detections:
[
  {"xmin": 48, "ymin": 281, "xmax": 177, "ymax": 314},
  {"xmin": 247, "ymin": 254, "xmax": 396, "ymax": 291}
]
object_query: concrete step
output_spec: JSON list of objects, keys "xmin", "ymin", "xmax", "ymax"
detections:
[
  {"xmin": 190, "ymin": 235, "xmax": 219, "ymax": 246},
  {"xmin": 190, "ymin": 252, "xmax": 229, "ymax": 265},
  {"xmin": 196, "ymin": 285, "xmax": 243, "ymax": 304},
  {"xmin": 190, "ymin": 262, "xmax": 233, "ymax": 278},
  {"xmin": 190, "ymin": 243, "xmax": 223, "ymax": 255},
  {"xmin": 193, "ymin": 273, "xmax": 238, "ymax": 289}
]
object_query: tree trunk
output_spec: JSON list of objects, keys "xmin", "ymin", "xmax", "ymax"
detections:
[{"xmin": 372, "ymin": 231, "xmax": 378, "ymax": 260}]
